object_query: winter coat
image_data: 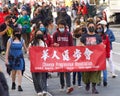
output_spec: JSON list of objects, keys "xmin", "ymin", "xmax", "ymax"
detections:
[
  {"xmin": 53, "ymin": 28, "xmax": 73, "ymax": 47},
  {"xmin": 105, "ymin": 28, "xmax": 115, "ymax": 50}
]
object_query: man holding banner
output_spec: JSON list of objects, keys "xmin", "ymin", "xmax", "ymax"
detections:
[{"xmin": 53, "ymin": 19, "xmax": 74, "ymax": 94}]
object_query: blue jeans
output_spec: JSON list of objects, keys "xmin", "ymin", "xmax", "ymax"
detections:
[
  {"xmin": 103, "ymin": 70, "xmax": 107, "ymax": 82},
  {"xmin": 73, "ymin": 72, "xmax": 82, "ymax": 86}
]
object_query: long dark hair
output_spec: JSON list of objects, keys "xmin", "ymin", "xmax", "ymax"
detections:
[
  {"xmin": 13, "ymin": 27, "xmax": 21, "ymax": 41},
  {"xmin": 36, "ymin": 21, "xmax": 47, "ymax": 35},
  {"xmin": 31, "ymin": 29, "xmax": 44, "ymax": 46},
  {"xmin": 36, "ymin": 21, "xmax": 49, "ymax": 40}
]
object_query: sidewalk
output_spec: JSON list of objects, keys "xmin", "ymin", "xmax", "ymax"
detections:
[{"xmin": 0, "ymin": 57, "xmax": 36, "ymax": 96}]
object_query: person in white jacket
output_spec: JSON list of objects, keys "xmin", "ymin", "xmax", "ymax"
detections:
[{"xmin": 29, "ymin": 28, "xmax": 48, "ymax": 96}]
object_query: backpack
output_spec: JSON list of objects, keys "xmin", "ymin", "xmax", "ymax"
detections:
[{"xmin": 21, "ymin": 16, "xmax": 30, "ymax": 34}]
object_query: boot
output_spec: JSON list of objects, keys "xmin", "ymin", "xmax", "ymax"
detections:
[
  {"xmin": 97, "ymin": 82, "xmax": 101, "ymax": 86},
  {"xmin": 85, "ymin": 83, "xmax": 90, "ymax": 91},
  {"xmin": 103, "ymin": 81, "xmax": 107, "ymax": 87},
  {"xmin": 18, "ymin": 85, "xmax": 23, "ymax": 91},
  {"xmin": 92, "ymin": 83, "xmax": 99, "ymax": 94},
  {"xmin": 11, "ymin": 82, "xmax": 16, "ymax": 90}
]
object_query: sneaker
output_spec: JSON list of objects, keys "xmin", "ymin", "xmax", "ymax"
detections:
[
  {"xmin": 18, "ymin": 85, "xmax": 23, "ymax": 91},
  {"xmin": 43, "ymin": 91, "xmax": 47, "ymax": 96},
  {"xmin": 60, "ymin": 88, "xmax": 65, "ymax": 92},
  {"xmin": 66, "ymin": 87, "xmax": 74, "ymax": 94},
  {"xmin": 112, "ymin": 74, "xmax": 118, "ymax": 78},
  {"xmin": 103, "ymin": 81, "xmax": 107, "ymax": 87},
  {"xmin": 60, "ymin": 86, "xmax": 65, "ymax": 91},
  {"xmin": 78, "ymin": 85, "xmax": 83, "ymax": 88},
  {"xmin": 11, "ymin": 82, "xmax": 16, "ymax": 90},
  {"xmin": 1, "ymin": 51, "xmax": 5, "ymax": 55},
  {"xmin": 73, "ymin": 84, "xmax": 77, "ymax": 87},
  {"xmin": 37, "ymin": 92, "xmax": 43, "ymax": 96}
]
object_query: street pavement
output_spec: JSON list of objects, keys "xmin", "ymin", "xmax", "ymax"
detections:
[
  {"xmin": 0, "ymin": 41, "xmax": 120, "ymax": 96},
  {"xmin": 0, "ymin": 24, "xmax": 120, "ymax": 96}
]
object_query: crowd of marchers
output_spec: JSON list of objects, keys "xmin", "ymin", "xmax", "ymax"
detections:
[{"xmin": 0, "ymin": 1, "xmax": 117, "ymax": 96}]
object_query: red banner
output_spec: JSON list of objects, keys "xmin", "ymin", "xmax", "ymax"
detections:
[{"xmin": 29, "ymin": 44, "xmax": 106, "ymax": 72}]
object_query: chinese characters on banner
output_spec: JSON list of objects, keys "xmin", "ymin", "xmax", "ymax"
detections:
[{"xmin": 29, "ymin": 44, "xmax": 106, "ymax": 72}]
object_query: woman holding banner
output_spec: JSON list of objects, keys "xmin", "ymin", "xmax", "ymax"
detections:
[
  {"xmin": 80, "ymin": 22, "xmax": 102, "ymax": 94},
  {"xmin": 72, "ymin": 27, "xmax": 83, "ymax": 88},
  {"xmin": 29, "ymin": 22, "xmax": 51, "ymax": 96}
]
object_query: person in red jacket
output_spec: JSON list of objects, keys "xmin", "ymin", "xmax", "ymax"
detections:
[
  {"xmin": 0, "ymin": 12, "xmax": 4, "ymax": 24},
  {"xmin": 77, "ymin": 3, "xmax": 88, "ymax": 21},
  {"xmin": 2, "ymin": 7, "xmax": 10, "ymax": 18},
  {"xmin": 53, "ymin": 19, "xmax": 73, "ymax": 94},
  {"xmin": 77, "ymin": 4, "xmax": 82, "ymax": 17},
  {"xmin": 82, "ymin": 2, "xmax": 88, "ymax": 21},
  {"xmin": 96, "ymin": 23, "xmax": 110, "ymax": 87},
  {"xmin": 0, "ymin": 7, "xmax": 10, "ymax": 24}
]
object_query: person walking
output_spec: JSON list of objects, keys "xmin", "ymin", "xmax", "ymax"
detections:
[
  {"xmin": 71, "ymin": 1, "xmax": 77, "ymax": 19},
  {"xmin": 72, "ymin": 27, "xmax": 83, "ymax": 88},
  {"xmin": 96, "ymin": 23, "xmax": 110, "ymax": 86},
  {"xmin": 0, "ymin": 15, "xmax": 12, "ymax": 55},
  {"xmin": 55, "ymin": 8, "xmax": 71, "ymax": 32},
  {"xmin": 80, "ymin": 22, "xmax": 102, "ymax": 94},
  {"xmin": 53, "ymin": 19, "xmax": 74, "ymax": 94},
  {"xmin": 44, "ymin": 17, "xmax": 57, "ymax": 36},
  {"xmin": 29, "ymin": 29, "xmax": 48, "ymax": 96},
  {"xmin": 5, "ymin": 28, "xmax": 27, "ymax": 91},
  {"xmin": 98, "ymin": 20, "xmax": 117, "ymax": 78},
  {"xmin": 15, "ymin": 6, "xmax": 31, "ymax": 47}
]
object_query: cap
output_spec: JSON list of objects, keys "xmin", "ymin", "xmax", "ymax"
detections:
[
  {"xmin": 22, "ymin": 5, "xmax": 27, "ymax": 11},
  {"xmin": 98, "ymin": 20, "xmax": 107, "ymax": 25}
]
